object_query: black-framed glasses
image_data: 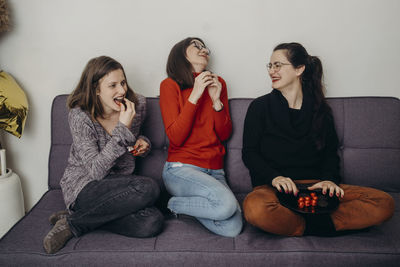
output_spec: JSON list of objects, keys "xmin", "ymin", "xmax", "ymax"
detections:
[
  {"xmin": 190, "ymin": 41, "xmax": 211, "ymax": 55},
  {"xmin": 267, "ymin": 62, "xmax": 291, "ymax": 72}
]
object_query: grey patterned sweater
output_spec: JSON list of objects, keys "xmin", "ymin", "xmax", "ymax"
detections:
[{"xmin": 60, "ymin": 94, "xmax": 151, "ymax": 210}]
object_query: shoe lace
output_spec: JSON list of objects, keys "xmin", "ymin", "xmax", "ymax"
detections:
[{"xmin": 47, "ymin": 220, "xmax": 70, "ymax": 238}]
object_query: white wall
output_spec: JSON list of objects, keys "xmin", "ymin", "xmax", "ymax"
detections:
[{"xmin": 0, "ymin": 0, "xmax": 399, "ymax": 211}]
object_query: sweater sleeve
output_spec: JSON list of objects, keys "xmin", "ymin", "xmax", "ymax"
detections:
[
  {"xmin": 242, "ymin": 100, "xmax": 281, "ymax": 187},
  {"xmin": 320, "ymin": 115, "xmax": 341, "ymax": 184},
  {"xmin": 69, "ymin": 108, "xmax": 135, "ymax": 181},
  {"xmin": 159, "ymin": 79, "xmax": 198, "ymax": 147},
  {"xmin": 213, "ymin": 77, "xmax": 232, "ymax": 142}
]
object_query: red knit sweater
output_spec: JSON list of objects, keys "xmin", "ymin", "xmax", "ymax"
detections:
[{"xmin": 159, "ymin": 75, "xmax": 232, "ymax": 169}]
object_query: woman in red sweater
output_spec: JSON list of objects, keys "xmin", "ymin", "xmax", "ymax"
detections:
[{"xmin": 160, "ymin": 37, "xmax": 242, "ymax": 237}]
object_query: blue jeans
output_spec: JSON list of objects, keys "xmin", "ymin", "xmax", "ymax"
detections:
[{"xmin": 162, "ymin": 162, "xmax": 243, "ymax": 237}]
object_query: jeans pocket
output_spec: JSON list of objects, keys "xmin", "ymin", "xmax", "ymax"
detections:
[
  {"xmin": 163, "ymin": 162, "xmax": 180, "ymax": 191},
  {"xmin": 170, "ymin": 162, "xmax": 183, "ymax": 168},
  {"xmin": 214, "ymin": 169, "xmax": 225, "ymax": 176},
  {"xmin": 165, "ymin": 162, "xmax": 183, "ymax": 171}
]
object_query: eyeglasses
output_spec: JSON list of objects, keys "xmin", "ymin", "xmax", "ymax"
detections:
[
  {"xmin": 267, "ymin": 62, "xmax": 291, "ymax": 72},
  {"xmin": 190, "ymin": 41, "xmax": 211, "ymax": 55}
]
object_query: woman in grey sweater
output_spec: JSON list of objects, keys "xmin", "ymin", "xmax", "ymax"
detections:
[{"xmin": 43, "ymin": 56, "xmax": 163, "ymax": 254}]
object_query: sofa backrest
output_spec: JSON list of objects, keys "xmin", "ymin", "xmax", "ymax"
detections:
[{"xmin": 49, "ymin": 95, "xmax": 400, "ymax": 193}]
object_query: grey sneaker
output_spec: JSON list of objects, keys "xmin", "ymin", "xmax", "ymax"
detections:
[
  {"xmin": 49, "ymin": 210, "xmax": 69, "ymax": 225},
  {"xmin": 43, "ymin": 218, "xmax": 73, "ymax": 254}
]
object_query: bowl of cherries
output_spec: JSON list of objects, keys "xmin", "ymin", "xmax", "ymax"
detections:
[{"xmin": 277, "ymin": 183, "xmax": 340, "ymax": 214}]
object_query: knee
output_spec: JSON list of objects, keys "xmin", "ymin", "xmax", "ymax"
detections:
[
  {"xmin": 374, "ymin": 191, "xmax": 395, "ymax": 223},
  {"xmin": 131, "ymin": 207, "xmax": 164, "ymax": 238},
  {"xmin": 243, "ymin": 193, "xmax": 303, "ymax": 236},
  {"xmin": 132, "ymin": 177, "xmax": 160, "ymax": 202},
  {"xmin": 219, "ymin": 214, "xmax": 243, "ymax": 238},
  {"xmin": 145, "ymin": 178, "xmax": 160, "ymax": 200},
  {"xmin": 243, "ymin": 192, "xmax": 270, "ymax": 225},
  {"xmin": 211, "ymin": 189, "xmax": 238, "ymax": 220},
  {"xmin": 354, "ymin": 189, "xmax": 395, "ymax": 226}
]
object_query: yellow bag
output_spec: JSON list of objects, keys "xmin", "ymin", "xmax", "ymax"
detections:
[{"xmin": 0, "ymin": 71, "xmax": 28, "ymax": 138}]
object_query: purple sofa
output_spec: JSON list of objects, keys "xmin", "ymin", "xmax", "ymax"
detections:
[{"xmin": 0, "ymin": 95, "xmax": 399, "ymax": 266}]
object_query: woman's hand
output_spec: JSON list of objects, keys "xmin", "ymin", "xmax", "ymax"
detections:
[
  {"xmin": 131, "ymin": 138, "xmax": 150, "ymax": 156},
  {"xmin": 119, "ymin": 98, "xmax": 136, "ymax": 128},
  {"xmin": 207, "ymin": 74, "xmax": 223, "ymax": 111},
  {"xmin": 308, "ymin": 180, "xmax": 344, "ymax": 198},
  {"xmin": 207, "ymin": 74, "xmax": 222, "ymax": 101},
  {"xmin": 188, "ymin": 71, "xmax": 214, "ymax": 104},
  {"xmin": 272, "ymin": 176, "xmax": 299, "ymax": 196}
]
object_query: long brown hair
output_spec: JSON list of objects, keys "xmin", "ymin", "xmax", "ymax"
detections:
[
  {"xmin": 67, "ymin": 56, "xmax": 138, "ymax": 119},
  {"xmin": 166, "ymin": 37, "xmax": 206, "ymax": 89},
  {"xmin": 274, "ymin": 42, "xmax": 333, "ymax": 150}
]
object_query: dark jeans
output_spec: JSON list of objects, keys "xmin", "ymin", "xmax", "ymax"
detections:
[{"xmin": 68, "ymin": 174, "xmax": 164, "ymax": 238}]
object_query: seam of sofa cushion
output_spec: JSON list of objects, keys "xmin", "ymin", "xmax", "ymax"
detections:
[{"xmin": 1, "ymin": 250, "xmax": 399, "ymax": 256}]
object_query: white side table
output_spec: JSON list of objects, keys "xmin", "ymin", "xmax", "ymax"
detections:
[{"xmin": 0, "ymin": 169, "xmax": 25, "ymax": 238}]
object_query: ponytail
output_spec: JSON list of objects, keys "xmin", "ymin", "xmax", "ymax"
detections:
[
  {"xmin": 274, "ymin": 43, "xmax": 333, "ymax": 150},
  {"xmin": 304, "ymin": 55, "xmax": 332, "ymax": 150}
]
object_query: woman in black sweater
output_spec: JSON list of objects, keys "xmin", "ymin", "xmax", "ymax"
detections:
[{"xmin": 242, "ymin": 42, "xmax": 394, "ymax": 236}]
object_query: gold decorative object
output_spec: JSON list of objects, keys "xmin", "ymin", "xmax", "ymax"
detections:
[{"xmin": 0, "ymin": 71, "xmax": 28, "ymax": 140}]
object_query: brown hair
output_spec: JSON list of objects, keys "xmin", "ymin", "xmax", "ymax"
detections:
[
  {"xmin": 274, "ymin": 42, "xmax": 333, "ymax": 150},
  {"xmin": 67, "ymin": 56, "xmax": 138, "ymax": 119},
  {"xmin": 166, "ymin": 37, "xmax": 205, "ymax": 89}
]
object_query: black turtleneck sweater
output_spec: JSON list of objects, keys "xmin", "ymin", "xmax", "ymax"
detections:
[{"xmin": 242, "ymin": 89, "xmax": 341, "ymax": 187}]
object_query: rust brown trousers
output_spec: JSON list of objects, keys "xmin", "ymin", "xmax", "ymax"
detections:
[{"xmin": 243, "ymin": 180, "xmax": 395, "ymax": 236}]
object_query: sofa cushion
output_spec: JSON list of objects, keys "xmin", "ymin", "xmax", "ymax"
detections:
[
  {"xmin": 1, "ymin": 190, "xmax": 399, "ymax": 266},
  {"xmin": 338, "ymin": 98, "xmax": 400, "ymax": 191},
  {"xmin": 225, "ymin": 99, "xmax": 253, "ymax": 193}
]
